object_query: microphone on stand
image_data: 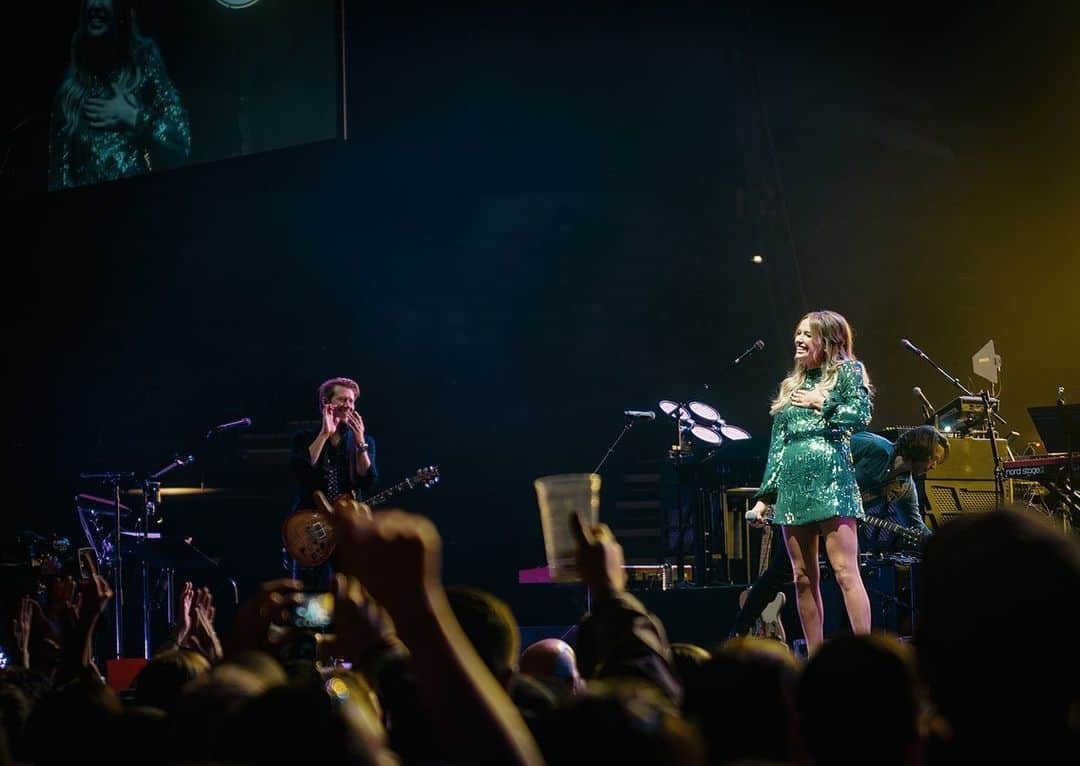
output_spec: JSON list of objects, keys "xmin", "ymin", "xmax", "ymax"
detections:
[
  {"xmin": 900, "ymin": 338, "xmax": 929, "ymax": 360},
  {"xmin": 913, "ymin": 387, "xmax": 936, "ymax": 422},
  {"xmin": 205, "ymin": 417, "xmax": 252, "ymax": 439},
  {"xmin": 733, "ymin": 340, "xmax": 765, "ymax": 366},
  {"xmin": 624, "ymin": 410, "xmax": 656, "ymax": 421},
  {"xmin": 707, "ymin": 340, "xmax": 765, "ymax": 389}
]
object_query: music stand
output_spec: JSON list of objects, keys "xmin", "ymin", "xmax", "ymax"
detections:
[
  {"xmin": 1030, "ymin": 404, "xmax": 1079, "ymax": 505},
  {"xmin": 1028, "ymin": 405, "xmax": 1080, "ymax": 454}
]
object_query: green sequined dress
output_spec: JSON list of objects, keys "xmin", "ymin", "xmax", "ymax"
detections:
[
  {"xmin": 754, "ymin": 360, "xmax": 872, "ymax": 526},
  {"xmin": 49, "ymin": 40, "xmax": 191, "ymax": 191}
]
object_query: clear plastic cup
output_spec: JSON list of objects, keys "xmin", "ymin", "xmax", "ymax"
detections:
[{"xmin": 534, "ymin": 473, "xmax": 601, "ymax": 582}]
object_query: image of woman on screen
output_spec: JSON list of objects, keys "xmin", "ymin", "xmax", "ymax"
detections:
[{"xmin": 48, "ymin": 0, "xmax": 190, "ymax": 191}]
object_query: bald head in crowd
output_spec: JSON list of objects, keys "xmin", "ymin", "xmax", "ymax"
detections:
[{"xmin": 520, "ymin": 639, "xmax": 584, "ymax": 695}]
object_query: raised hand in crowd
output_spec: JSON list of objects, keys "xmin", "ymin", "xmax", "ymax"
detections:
[
  {"xmin": 187, "ymin": 586, "xmax": 224, "ymax": 663},
  {"xmin": 334, "ymin": 509, "xmax": 544, "ymax": 766},
  {"xmin": 56, "ymin": 566, "xmax": 113, "ymax": 682},
  {"xmin": 222, "ymin": 578, "xmax": 303, "ymax": 659},
  {"xmin": 569, "ymin": 511, "xmax": 683, "ymax": 704},
  {"xmin": 569, "ymin": 512, "xmax": 627, "ymax": 600},
  {"xmin": 11, "ymin": 594, "xmax": 40, "ymax": 668},
  {"xmin": 175, "ymin": 580, "xmax": 195, "ymax": 647},
  {"xmin": 326, "ymin": 572, "xmax": 399, "ymax": 664}
]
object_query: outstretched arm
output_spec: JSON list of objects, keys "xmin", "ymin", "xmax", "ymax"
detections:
[{"xmin": 335, "ymin": 511, "xmax": 543, "ymax": 766}]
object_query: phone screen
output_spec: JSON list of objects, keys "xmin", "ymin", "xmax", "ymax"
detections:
[
  {"xmin": 286, "ymin": 592, "xmax": 334, "ymax": 631},
  {"xmin": 77, "ymin": 548, "xmax": 99, "ymax": 580}
]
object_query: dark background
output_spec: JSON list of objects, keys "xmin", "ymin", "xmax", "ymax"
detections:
[{"xmin": 3, "ymin": 2, "xmax": 1078, "ymax": 636}]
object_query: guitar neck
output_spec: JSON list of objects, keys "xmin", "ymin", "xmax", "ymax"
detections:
[
  {"xmin": 763, "ymin": 511, "xmax": 924, "ymax": 544},
  {"xmin": 863, "ymin": 514, "xmax": 924, "ymax": 542},
  {"xmin": 365, "ymin": 479, "xmax": 414, "ymax": 508}
]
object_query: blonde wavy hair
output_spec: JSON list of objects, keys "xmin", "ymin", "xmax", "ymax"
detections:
[
  {"xmin": 56, "ymin": 1, "xmax": 146, "ymax": 139},
  {"xmin": 769, "ymin": 310, "xmax": 871, "ymax": 415}
]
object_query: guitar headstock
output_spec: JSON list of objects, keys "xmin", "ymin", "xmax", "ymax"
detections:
[{"xmin": 413, "ymin": 465, "xmax": 440, "ymax": 488}]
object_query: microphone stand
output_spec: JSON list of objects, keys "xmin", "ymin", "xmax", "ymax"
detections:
[
  {"xmin": 980, "ymin": 391, "xmax": 1007, "ymax": 505},
  {"xmin": 905, "ymin": 342, "xmax": 1007, "ymax": 426},
  {"xmin": 588, "ymin": 414, "xmax": 651, "ymax": 614},
  {"xmin": 665, "ymin": 405, "xmax": 696, "ymax": 588},
  {"xmin": 593, "ymin": 417, "xmax": 640, "ymax": 475},
  {"xmin": 1057, "ymin": 388, "xmax": 1079, "ymax": 524},
  {"xmin": 906, "ymin": 340, "xmax": 1009, "ymax": 505},
  {"xmin": 703, "ymin": 341, "xmax": 764, "ymax": 391}
]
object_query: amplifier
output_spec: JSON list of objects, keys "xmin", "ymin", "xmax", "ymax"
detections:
[
  {"xmin": 922, "ymin": 436, "xmax": 1012, "ymax": 520},
  {"xmin": 933, "ymin": 396, "xmax": 999, "ymax": 436}
]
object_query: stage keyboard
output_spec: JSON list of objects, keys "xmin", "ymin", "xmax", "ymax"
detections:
[{"xmin": 1002, "ymin": 453, "xmax": 1079, "ymax": 479}]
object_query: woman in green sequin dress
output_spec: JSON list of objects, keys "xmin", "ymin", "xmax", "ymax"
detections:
[
  {"xmin": 48, "ymin": 0, "xmax": 190, "ymax": 191},
  {"xmin": 747, "ymin": 310, "xmax": 873, "ymax": 653}
]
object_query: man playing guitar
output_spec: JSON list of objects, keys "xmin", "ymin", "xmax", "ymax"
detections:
[{"xmin": 287, "ymin": 377, "xmax": 378, "ymax": 586}]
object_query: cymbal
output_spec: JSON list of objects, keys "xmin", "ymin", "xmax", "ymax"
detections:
[
  {"xmin": 658, "ymin": 400, "xmax": 693, "ymax": 422},
  {"xmin": 123, "ymin": 487, "xmax": 223, "ymax": 496},
  {"xmin": 688, "ymin": 401, "xmax": 721, "ymax": 422},
  {"xmin": 690, "ymin": 424, "xmax": 722, "ymax": 444}
]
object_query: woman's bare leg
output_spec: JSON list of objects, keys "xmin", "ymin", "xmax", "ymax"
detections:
[
  {"xmin": 821, "ymin": 516, "xmax": 871, "ymax": 635},
  {"xmin": 783, "ymin": 524, "xmax": 824, "ymax": 653}
]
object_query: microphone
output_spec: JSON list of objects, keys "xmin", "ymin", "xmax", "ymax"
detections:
[
  {"xmin": 913, "ymin": 387, "xmax": 935, "ymax": 421},
  {"xmin": 733, "ymin": 339, "xmax": 765, "ymax": 366},
  {"xmin": 205, "ymin": 418, "xmax": 252, "ymax": 438},
  {"xmin": 900, "ymin": 338, "xmax": 928, "ymax": 360},
  {"xmin": 745, "ymin": 508, "xmax": 772, "ymax": 525},
  {"xmin": 624, "ymin": 410, "xmax": 656, "ymax": 421}
]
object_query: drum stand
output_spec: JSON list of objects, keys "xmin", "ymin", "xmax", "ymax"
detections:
[
  {"xmin": 78, "ymin": 471, "xmax": 134, "ymax": 658},
  {"xmin": 80, "ymin": 453, "xmax": 192, "ymax": 659}
]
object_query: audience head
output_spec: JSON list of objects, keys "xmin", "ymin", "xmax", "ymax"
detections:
[
  {"xmin": 917, "ymin": 507, "xmax": 1080, "ymax": 756},
  {"xmin": 169, "ymin": 664, "xmax": 270, "ymax": 762},
  {"xmin": 683, "ymin": 636, "xmax": 799, "ymax": 765},
  {"xmin": 538, "ymin": 678, "xmax": 705, "ymax": 766},
  {"xmin": 133, "ymin": 649, "xmax": 211, "ymax": 713},
  {"xmin": 0, "ymin": 680, "xmax": 31, "ymax": 764},
  {"xmin": 520, "ymin": 638, "xmax": 584, "ymax": 695},
  {"xmin": 24, "ymin": 678, "xmax": 122, "ymax": 766},
  {"xmin": 223, "ymin": 674, "xmax": 391, "ymax": 766},
  {"xmin": 669, "ymin": 642, "xmax": 711, "ymax": 687},
  {"xmin": 445, "ymin": 586, "xmax": 520, "ymax": 684},
  {"xmin": 798, "ymin": 634, "xmax": 924, "ymax": 766}
]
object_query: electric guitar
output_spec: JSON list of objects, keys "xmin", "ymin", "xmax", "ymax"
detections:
[
  {"xmin": 282, "ymin": 466, "xmax": 440, "ymax": 568},
  {"xmin": 755, "ymin": 508, "xmax": 929, "ymax": 547},
  {"xmin": 860, "ymin": 514, "xmax": 930, "ymax": 547},
  {"xmin": 738, "ymin": 513, "xmax": 786, "ymax": 642}
]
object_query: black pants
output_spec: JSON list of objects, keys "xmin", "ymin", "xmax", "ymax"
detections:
[{"xmin": 729, "ymin": 539, "xmax": 792, "ymax": 637}]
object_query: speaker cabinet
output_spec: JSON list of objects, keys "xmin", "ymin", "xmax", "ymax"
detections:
[{"xmin": 923, "ymin": 437, "xmax": 1012, "ymax": 523}]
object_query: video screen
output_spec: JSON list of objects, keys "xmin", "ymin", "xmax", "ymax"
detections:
[{"xmin": 30, "ymin": 0, "xmax": 342, "ymax": 193}]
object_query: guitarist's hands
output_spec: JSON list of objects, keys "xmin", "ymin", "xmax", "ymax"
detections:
[
  {"xmin": 321, "ymin": 403, "xmax": 339, "ymax": 436},
  {"xmin": 345, "ymin": 410, "xmax": 365, "ymax": 443}
]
